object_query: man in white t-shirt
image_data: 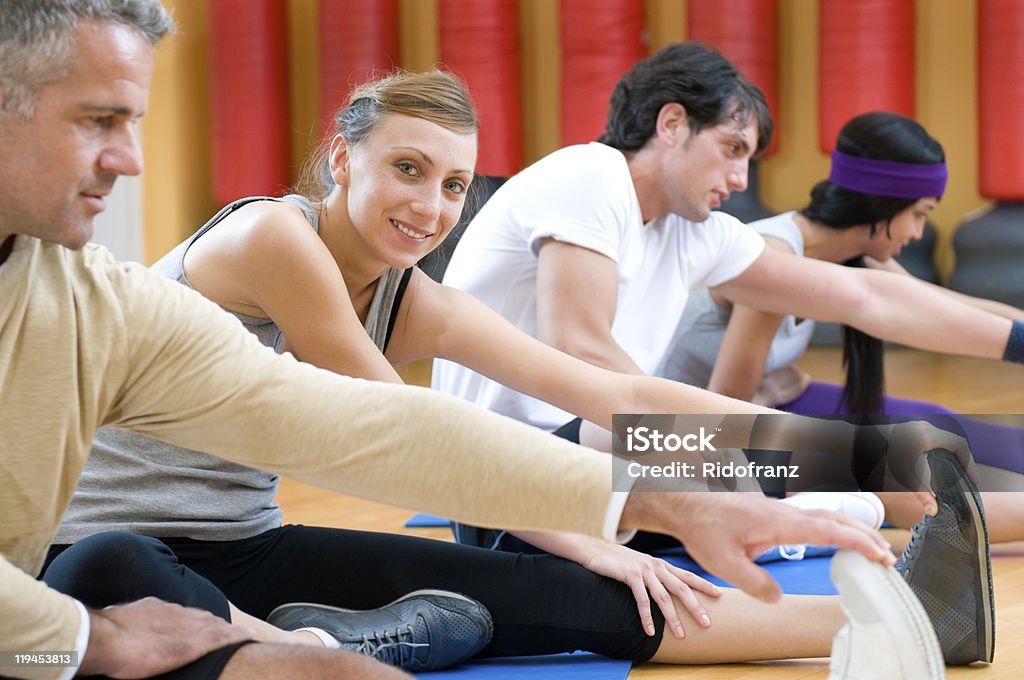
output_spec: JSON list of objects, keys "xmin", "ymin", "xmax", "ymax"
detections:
[{"xmin": 434, "ymin": 42, "xmax": 771, "ymax": 430}]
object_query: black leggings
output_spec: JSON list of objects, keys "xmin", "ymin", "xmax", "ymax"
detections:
[
  {"xmin": 44, "ymin": 527, "xmax": 664, "ymax": 664},
  {"xmin": 454, "ymin": 418, "xmax": 681, "ymax": 554}
]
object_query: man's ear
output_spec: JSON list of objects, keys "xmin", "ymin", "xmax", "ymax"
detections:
[
  {"xmin": 328, "ymin": 134, "xmax": 351, "ymax": 187},
  {"xmin": 655, "ymin": 102, "xmax": 690, "ymax": 145}
]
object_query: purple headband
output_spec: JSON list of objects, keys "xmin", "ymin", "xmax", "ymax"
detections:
[{"xmin": 829, "ymin": 150, "xmax": 948, "ymax": 199}]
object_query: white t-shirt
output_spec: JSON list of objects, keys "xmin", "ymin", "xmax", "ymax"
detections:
[{"xmin": 433, "ymin": 142, "xmax": 765, "ymax": 431}]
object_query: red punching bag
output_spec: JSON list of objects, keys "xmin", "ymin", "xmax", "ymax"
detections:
[
  {"xmin": 209, "ymin": 0, "xmax": 290, "ymax": 204},
  {"xmin": 950, "ymin": 2, "xmax": 1024, "ymax": 319},
  {"xmin": 978, "ymin": 0, "xmax": 1024, "ymax": 199},
  {"xmin": 318, "ymin": 0, "xmax": 399, "ymax": 132},
  {"xmin": 560, "ymin": 0, "xmax": 647, "ymax": 147},
  {"xmin": 818, "ymin": 0, "xmax": 915, "ymax": 152},
  {"xmin": 688, "ymin": 0, "xmax": 779, "ymax": 155},
  {"xmin": 439, "ymin": 0, "xmax": 522, "ymax": 176}
]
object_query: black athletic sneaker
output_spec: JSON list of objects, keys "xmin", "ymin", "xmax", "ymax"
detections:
[
  {"xmin": 895, "ymin": 448, "xmax": 995, "ymax": 665},
  {"xmin": 267, "ymin": 589, "xmax": 493, "ymax": 671}
]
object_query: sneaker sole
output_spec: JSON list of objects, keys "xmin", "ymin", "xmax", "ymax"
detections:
[
  {"xmin": 933, "ymin": 450, "xmax": 994, "ymax": 663},
  {"xmin": 831, "ymin": 549, "xmax": 944, "ymax": 679}
]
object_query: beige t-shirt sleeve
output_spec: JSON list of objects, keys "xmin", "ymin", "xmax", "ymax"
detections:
[
  {"xmin": 105, "ymin": 261, "xmax": 618, "ymax": 539},
  {"xmin": 0, "ymin": 557, "xmax": 82, "ymax": 680}
]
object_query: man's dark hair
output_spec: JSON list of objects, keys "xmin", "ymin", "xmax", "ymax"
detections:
[{"xmin": 599, "ymin": 41, "xmax": 773, "ymax": 156}]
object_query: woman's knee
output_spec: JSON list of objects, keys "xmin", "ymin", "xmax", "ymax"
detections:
[{"xmin": 43, "ymin": 532, "xmax": 185, "ymax": 608}]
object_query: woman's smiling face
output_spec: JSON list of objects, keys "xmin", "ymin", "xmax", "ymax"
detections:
[{"xmin": 332, "ymin": 113, "xmax": 477, "ymax": 269}]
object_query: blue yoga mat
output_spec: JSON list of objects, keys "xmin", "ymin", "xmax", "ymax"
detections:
[
  {"xmin": 405, "ymin": 513, "xmax": 451, "ymax": 528},
  {"xmin": 418, "ymin": 652, "xmax": 631, "ymax": 679},
  {"xmin": 402, "ymin": 511, "xmax": 837, "ymax": 593},
  {"xmin": 659, "ymin": 550, "xmax": 837, "ymax": 596}
]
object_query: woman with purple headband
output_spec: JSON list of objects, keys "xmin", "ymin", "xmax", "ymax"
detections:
[{"xmin": 658, "ymin": 112, "xmax": 1024, "ymax": 538}]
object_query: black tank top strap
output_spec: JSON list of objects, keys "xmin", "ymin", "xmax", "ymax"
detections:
[{"xmin": 383, "ymin": 267, "xmax": 414, "ymax": 352}]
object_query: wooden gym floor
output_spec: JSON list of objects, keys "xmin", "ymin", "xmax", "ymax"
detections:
[{"xmin": 276, "ymin": 347, "xmax": 1024, "ymax": 678}]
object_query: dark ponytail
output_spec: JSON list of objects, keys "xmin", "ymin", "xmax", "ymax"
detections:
[{"xmin": 839, "ymin": 258, "xmax": 885, "ymax": 415}]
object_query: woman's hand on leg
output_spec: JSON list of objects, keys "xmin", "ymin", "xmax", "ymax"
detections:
[{"xmin": 580, "ymin": 541, "xmax": 721, "ymax": 639}]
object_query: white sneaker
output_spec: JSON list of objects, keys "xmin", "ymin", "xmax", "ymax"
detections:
[
  {"xmin": 828, "ymin": 549, "xmax": 944, "ymax": 680},
  {"xmin": 781, "ymin": 491, "xmax": 885, "ymax": 529},
  {"xmin": 758, "ymin": 493, "xmax": 885, "ymax": 563}
]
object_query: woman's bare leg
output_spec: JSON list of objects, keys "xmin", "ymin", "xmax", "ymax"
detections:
[
  {"xmin": 650, "ymin": 590, "xmax": 843, "ymax": 664},
  {"xmin": 981, "ymin": 491, "xmax": 1024, "ymax": 543}
]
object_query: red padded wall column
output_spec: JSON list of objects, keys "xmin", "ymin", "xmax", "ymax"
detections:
[
  {"xmin": 978, "ymin": 0, "xmax": 1024, "ymax": 199},
  {"xmin": 318, "ymin": 0, "xmax": 399, "ymax": 131},
  {"xmin": 950, "ymin": 1, "xmax": 1024, "ymax": 310},
  {"xmin": 688, "ymin": 0, "xmax": 779, "ymax": 155},
  {"xmin": 560, "ymin": 0, "xmax": 646, "ymax": 147},
  {"xmin": 439, "ymin": 0, "xmax": 522, "ymax": 176},
  {"xmin": 209, "ymin": 0, "xmax": 289, "ymax": 204},
  {"xmin": 818, "ymin": 0, "xmax": 914, "ymax": 152}
]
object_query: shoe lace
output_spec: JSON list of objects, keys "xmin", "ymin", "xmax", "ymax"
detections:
[
  {"xmin": 354, "ymin": 624, "xmax": 427, "ymax": 667},
  {"xmin": 902, "ymin": 524, "xmax": 924, "ymax": 566}
]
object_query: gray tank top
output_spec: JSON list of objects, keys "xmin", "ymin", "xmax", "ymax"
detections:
[
  {"xmin": 655, "ymin": 211, "xmax": 816, "ymax": 388},
  {"xmin": 56, "ymin": 195, "xmax": 408, "ymax": 543}
]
